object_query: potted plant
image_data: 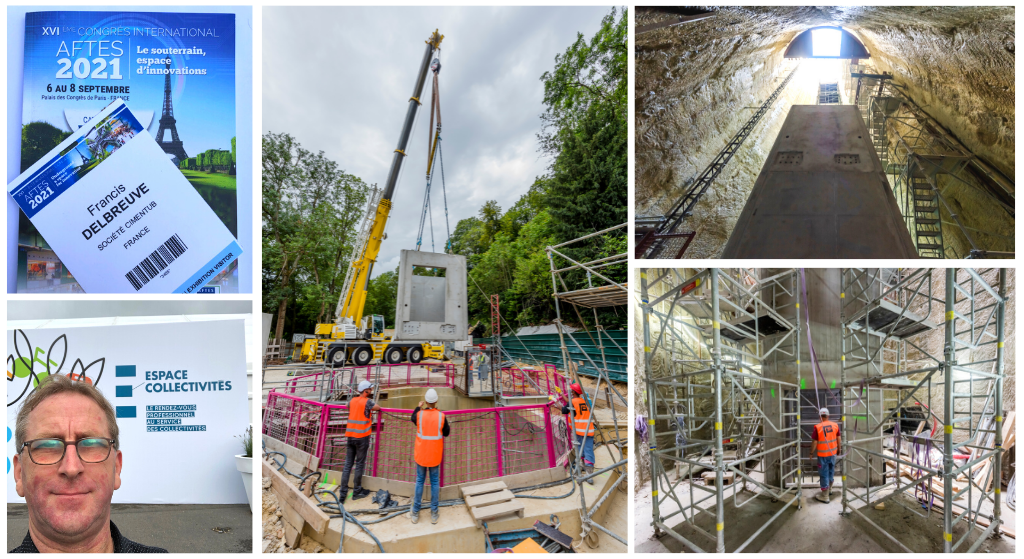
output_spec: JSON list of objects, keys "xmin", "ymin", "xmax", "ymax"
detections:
[{"xmin": 235, "ymin": 426, "xmax": 253, "ymax": 510}]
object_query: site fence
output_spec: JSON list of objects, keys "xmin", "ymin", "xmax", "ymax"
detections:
[{"xmin": 263, "ymin": 391, "xmax": 571, "ymax": 487}]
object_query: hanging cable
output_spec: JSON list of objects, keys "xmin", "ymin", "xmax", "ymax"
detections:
[
  {"xmin": 416, "ymin": 53, "xmax": 443, "ymax": 251},
  {"xmin": 438, "ymin": 137, "xmax": 452, "ymax": 253}
]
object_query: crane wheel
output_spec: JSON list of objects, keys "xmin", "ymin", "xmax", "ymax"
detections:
[
  {"xmin": 408, "ymin": 347, "xmax": 424, "ymax": 364},
  {"xmin": 385, "ymin": 347, "xmax": 404, "ymax": 364},
  {"xmin": 328, "ymin": 349, "xmax": 347, "ymax": 367},
  {"xmin": 353, "ymin": 347, "xmax": 373, "ymax": 366}
]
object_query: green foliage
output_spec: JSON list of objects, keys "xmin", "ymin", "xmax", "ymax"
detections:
[
  {"xmin": 237, "ymin": 425, "xmax": 253, "ymax": 458},
  {"xmin": 263, "ymin": 132, "xmax": 369, "ymax": 341},
  {"xmin": 538, "ymin": 7, "xmax": 627, "ymax": 158},
  {"xmin": 22, "ymin": 122, "xmax": 72, "ymax": 172},
  {"xmin": 546, "ymin": 99, "xmax": 627, "ymax": 245},
  {"xmin": 363, "ymin": 269, "xmax": 399, "ymax": 328}
]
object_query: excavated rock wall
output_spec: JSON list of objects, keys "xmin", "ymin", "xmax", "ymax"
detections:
[{"xmin": 635, "ymin": 7, "xmax": 1014, "ymax": 258}]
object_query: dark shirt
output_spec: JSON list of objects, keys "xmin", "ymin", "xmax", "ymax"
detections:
[
  {"xmin": 363, "ymin": 398, "xmax": 376, "ymax": 419},
  {"xmin": 411, "ymin": 406, "xmax": 451, "ymax": 437},
  {"xmin": 11, "ymin": 520, "xmax": 169, "ymax": 553}
]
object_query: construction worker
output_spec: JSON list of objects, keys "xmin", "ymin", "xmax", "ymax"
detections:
[
  {"xmin": 810, "ymin": 407, "xmax": 840, "ymax": 503},
  {"xmin": 340, "ymin": 380, "xmax": 381, "ymax": 503},
  {"xmin": 409, "ymin": 388, "xmax": 451, "ymax": 525},
  {"xmin": 562, "ymin": 383, "xmax": 596, "ymax": 485}
]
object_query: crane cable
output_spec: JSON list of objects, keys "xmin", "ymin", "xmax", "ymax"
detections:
[{"xmin": 415, "ymin": 54, "xmax": 452, "ymax": 253}]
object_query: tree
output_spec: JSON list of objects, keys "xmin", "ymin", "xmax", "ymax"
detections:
[
  {"xmin": 478, "ymin": 200, "xmax": 503, "ymax": 246},
  {"xmin": 262, "ymin": 131, "xmax": 369, "ymax": 342},
  {"xmin": 22, "ymin": 122, "xmax": 72, "ymax": 172},
  {"xmin": 542, "ymin": 7, "xmax": 627, "ymax": 247},
  {"xmin": 546, "ymin": 101, "xmax": 627, "ymax": 244},
  {"xmin": 538, "ymin": 7, "xmax": 627, "ymax": 158},
  {"xmin": 363, "ymin": 269, "xmax": 399, "ymax": 328}
]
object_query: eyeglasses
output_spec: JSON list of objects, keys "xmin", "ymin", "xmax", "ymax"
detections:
[{"xmin": 19, "ymin": 438, "xmax": 116, "ymax": 465}]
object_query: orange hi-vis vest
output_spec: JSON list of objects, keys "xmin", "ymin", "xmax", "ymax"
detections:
[
  {"xmin": 814, "ymin": 420, "xmax": 839, "ymax": 457},
  {"xmin": 345, "ymin": 395, "xmax": 372, "ymax": 438},
  {"xmin": 572, "ymin": 397, "xmax": 595, "ymax": 437},
  {"xmin": 415, "ymin": 408, "xmax": 446, "ymax": 467}
]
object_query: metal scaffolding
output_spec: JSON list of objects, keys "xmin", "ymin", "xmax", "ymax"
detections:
[
  {"xmin": 847, "ymin": 63, "xmax": 1014, "ymax": 259},
  {"xmin": 546, "ymin": 223, "xmax": 629, "ymax": 548},
  {"xmin": 839, "ymin": 268, "xmax": 1007, "ymax": 552},
  {"xmin": 640, "ymin": 268, "xmax": 804, "ymax": 552}
]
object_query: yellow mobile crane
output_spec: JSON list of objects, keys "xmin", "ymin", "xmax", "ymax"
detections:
[{"xmin": 301, "ymin": 30, "xmax": 446, "ymax": 366}]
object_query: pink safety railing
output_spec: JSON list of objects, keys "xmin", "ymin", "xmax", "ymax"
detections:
[
  {"xmin": 262, "ymin": 393, "xmax": 328, "ymax": 457},
  {"xmin": 283, "ymin": 364, "xmax": 456, "ymax": 396},
  {"xmin": 262, "ymin": 391, "xmax": 570, "ymax": 487},
  {"xmin": 348, "ymin": 363, "xmax": 456, "ymax": 390}
]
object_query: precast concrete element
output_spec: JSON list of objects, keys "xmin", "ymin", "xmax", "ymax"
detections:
[
  {"xmin": 722, "ymin": 105, "xmax": 918, "ymax": 259},
  {"xmin": 394, "ymin": 250, "xmax": 468, "ymax": 341}
]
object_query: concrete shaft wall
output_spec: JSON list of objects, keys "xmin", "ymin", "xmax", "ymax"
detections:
[{"xmin": 759, "ymin": 268, "xmax": 883, "ymax": 487}]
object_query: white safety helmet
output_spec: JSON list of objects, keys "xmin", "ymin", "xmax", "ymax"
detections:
[
  {"xmin": 820, "ymin": 407, "xmax": 830, "ymax": 417},
  {"xmin": 425, "ymin": 388, "xmax": 439, "ymax": 404},
  {"xmin": 358, "ymin": 380, "xmax": 374, "ymax": 392}
]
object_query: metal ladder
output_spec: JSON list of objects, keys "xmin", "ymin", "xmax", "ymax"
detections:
[{"xmin": 911, "ymin": 174, "xmax": 944, "ymax": 258}]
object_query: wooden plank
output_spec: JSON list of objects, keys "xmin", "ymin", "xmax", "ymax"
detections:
[
  {"xmin": 465, "ymin": 489, "xmax": 515, "ymax": 508},
  {"xmin": 471, "ymin": 500, "xmax": 526, "ymax": 525},
  {"xmin": 263, "ymin": 434, "xmax": 320, "ymax": 473},
  {"xmin": 701, "ymin": 471, "xmax": 735, "ymax": 485},
  {"xmin": 461, "ymin": 481, "xmax": 508, "ymax": 498},
  {"xmin": 262, "ymin": 458, "xmax": 331, "ymax": 534},
  {"xmin": 283, "ymin": 520, "xmax": 302, "ymax": 548},
  {"xmin": 279, "ymin": 499, "xmax": 306, "ymax": 535}
]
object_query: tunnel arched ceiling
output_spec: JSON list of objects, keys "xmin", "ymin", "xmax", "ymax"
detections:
[
  {"xmin": 783, "ymin": 26, "xmax": 870, "ymax": 58},
  {"xmin": 635, "ymin": 6, "xmax": 1014, "ymax": 258}
]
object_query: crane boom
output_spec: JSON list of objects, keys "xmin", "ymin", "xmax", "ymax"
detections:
[{"xmin": 336, "ymin": 30, "xmax": 444, "ymax": 326}]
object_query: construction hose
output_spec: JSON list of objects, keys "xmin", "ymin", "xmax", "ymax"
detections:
[
  {"xmin": 318, "ymin": 490, "xmax": 386, "ymax": 553},
  {"xmin": 263, "ymin": 448, "xmax": 388, "ymax": 553}
]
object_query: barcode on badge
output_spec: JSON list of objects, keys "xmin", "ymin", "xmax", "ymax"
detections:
[{"xmin": 125, "ymin": 234, "xmax": 188, "ymax": 291}]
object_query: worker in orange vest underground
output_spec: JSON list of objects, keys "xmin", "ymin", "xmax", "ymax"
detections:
[
  {"xmin": 563, "ymin": 383, "xmax": 596, "ymax": 485},
  {"xmin": 341, "ymin": 380, "xmax": 382, "ymax": 503},
  {"xmin": 809, "ymin": 407, "xmax": 841, "ymax": 503},
  {"xmin": 409, "ymin": 388, "xmax": 451, "ymax": 524}
]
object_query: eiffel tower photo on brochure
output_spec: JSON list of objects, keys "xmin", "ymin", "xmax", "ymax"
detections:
[{"xmin": 9, "ymin": 9, "xmax": 251, "ymax": 293}]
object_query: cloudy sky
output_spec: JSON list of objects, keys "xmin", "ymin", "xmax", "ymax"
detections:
[{"xmin": 264, "ymin": 6, "xmax": 613, "ymax": 277}]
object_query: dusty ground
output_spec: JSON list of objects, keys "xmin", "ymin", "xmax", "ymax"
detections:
[
  {"xmin": 635, "ymin": 473, "xmax": 1016, "ymax": 553},
  {"xmin": 635, "ymin": 7, "xmax": 1014, "ymax": 257}
]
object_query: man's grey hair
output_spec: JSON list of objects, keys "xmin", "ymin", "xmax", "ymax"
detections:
[{"xmin": 15, "ymin": 374, "xmax": 120, "ymax": 451}]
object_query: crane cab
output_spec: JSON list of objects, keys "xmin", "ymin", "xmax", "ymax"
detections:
[{"xmin": 361, "ymin": 315, "xmax": 389, "ymax": 341}]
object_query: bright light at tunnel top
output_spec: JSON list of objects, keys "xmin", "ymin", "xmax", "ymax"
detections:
[{"xmin": 812, "ymin": 28, "xmax": 842, "ymax": 57}]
